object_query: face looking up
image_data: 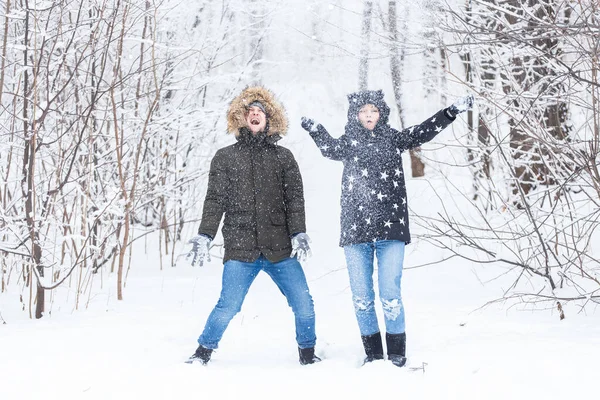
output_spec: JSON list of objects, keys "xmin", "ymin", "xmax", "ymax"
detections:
[
  {"xmin": 245, "ymin": 105, "xmax": 267, "ymax": 134},
  {"xmin": 358, "ymin": 104, "xmax": 380, "ymax": 131}
]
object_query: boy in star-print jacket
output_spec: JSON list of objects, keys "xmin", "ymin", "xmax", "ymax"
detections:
[{"xmin": 301, "ymin": 89, "xmax": 473, "ymax": 368}]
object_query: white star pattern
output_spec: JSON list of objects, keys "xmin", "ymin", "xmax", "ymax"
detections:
[
  {"xmin": 333, "ymin": 112, "xmax": 439, "ymax": 245},
  {"xmin": 320, "ymin": 145, "xmax": 329, "ymax": 151}
]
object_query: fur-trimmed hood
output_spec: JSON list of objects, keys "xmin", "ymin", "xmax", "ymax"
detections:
[{"xmin": 227, "ymin": 86, "xmax": 289, "ymax": 136}]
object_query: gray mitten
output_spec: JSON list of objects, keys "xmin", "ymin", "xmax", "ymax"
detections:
[
  {"xmin": 187, "ymin": 234, "xmax": 212, "ymax": 267},
  {"xmin": 446, "ymin": 94, "xmax": 475, "ymax": 118},
  {"xmin": 290, "ymin": 232, "xmax": 312, "ymax": 262}
]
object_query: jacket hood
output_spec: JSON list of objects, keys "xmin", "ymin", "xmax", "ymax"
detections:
[
  {"xmin": 227, "ymin": 86, "xmax": 289, "ymax": 136},
  {"xmin": 346, "ymin": 89, "xmax": 391, "ymax": 127}
]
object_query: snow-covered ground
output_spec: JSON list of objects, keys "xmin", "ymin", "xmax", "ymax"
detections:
[{"xmin": 2, "ymin": 116, "xmax": 599, "ymax": 400}]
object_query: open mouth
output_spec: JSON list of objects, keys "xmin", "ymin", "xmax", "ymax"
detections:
[{"xmin": 250, "ymin": 118, "xmax": 261, "ymax": 125}]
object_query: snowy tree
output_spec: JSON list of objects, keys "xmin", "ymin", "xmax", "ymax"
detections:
[{"xmin": 420, "ymin": 0, "xmax": 600, "ymax": 316}]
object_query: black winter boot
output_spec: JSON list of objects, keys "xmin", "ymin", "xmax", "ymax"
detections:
[
  {"xmin": 185, "ymin": 345, "xmax": 213, "ymax": 365},
  {"xmin": 386, "ymin": 332, "xmax": 407, "ymax": 368},
  {"xmin": 298, "ymin": 347, "xmax": 322, "ymax": 365},
  {"xmin": 361, "ymin": 332, "xmax": 384, "ymax": 364}
]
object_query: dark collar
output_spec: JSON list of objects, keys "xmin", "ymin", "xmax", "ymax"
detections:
[{"xmin": 236, "ymin": 127, "xmax": 282, "ymax": 146}]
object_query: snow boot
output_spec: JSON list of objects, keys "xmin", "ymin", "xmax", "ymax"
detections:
[
  {"xmin": 361, "ymin": 332, "xmax": 384, "ymax": 364},
  {"xmin": 386, "ymin": 332, "xmax": 407, "ymax": 368},
  {"xmin": 185, "ymin": 345, "xmax": 213, "ymax": 365},
  {"xmin": 298, "ymin": 347, "xmax": 322, "ymax": 365}
]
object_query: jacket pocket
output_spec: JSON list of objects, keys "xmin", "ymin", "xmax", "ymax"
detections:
[
  {"xmin": 226, "ymin": 213, "xmax": 254, "ymax": 228},
  {"xmin": 270, "ymin": 212, "xmax": 286, "ymax": 226}
]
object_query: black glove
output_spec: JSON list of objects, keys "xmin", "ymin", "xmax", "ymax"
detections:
[{"xmin": 301, "ymin": 117, "xmax": 316, "ymax": 132}]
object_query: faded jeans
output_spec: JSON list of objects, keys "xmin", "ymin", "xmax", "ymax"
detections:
[
  {"xmin": 198, "ymin": 255, "xmax": 316, "ymax": 349},
  {"xmin": 343, "ymin": 240, "xmax": 406, "ymax": 336}
]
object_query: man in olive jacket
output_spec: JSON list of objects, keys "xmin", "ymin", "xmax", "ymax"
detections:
[{"xmin": 186, "ymin": 86, "xmax": 319, "ymax": 366}]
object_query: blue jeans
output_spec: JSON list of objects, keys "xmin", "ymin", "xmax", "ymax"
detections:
[
  {"xmin": 343, "ymin": 240, "xmax": 406, "ymax": 336},
  {"xmin": 198, "ymin": 255, "xmax": 316, "ymax": 349}
]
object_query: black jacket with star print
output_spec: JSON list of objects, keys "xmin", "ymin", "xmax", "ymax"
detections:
[{"xmin": 308, "ymin": 91, "xmax": 456, "ymax": 247}]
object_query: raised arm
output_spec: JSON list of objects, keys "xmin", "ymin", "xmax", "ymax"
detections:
[
  {"xmin": 301, "ymin": 117, "xmax": 349, "ymax": 161},
  {"xmin": 395, "ymin": 94, "xmax": 474, "ymax": 150}
]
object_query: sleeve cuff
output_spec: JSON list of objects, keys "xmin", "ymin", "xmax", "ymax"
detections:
[{"xmin": 444, "ymin": 108, "xmax": 457, "ymax": 121}]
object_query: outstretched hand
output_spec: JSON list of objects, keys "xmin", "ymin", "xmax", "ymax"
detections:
[
  {"xmin": 447, "ymin": 94, "xmax": 475, "ymax": 117},
  {"xmin": 301, "ymin": 117, "xmax": 317, "ymax": 132}
]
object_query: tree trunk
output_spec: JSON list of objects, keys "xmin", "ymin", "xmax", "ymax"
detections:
[
  {"xmin": 358, "ymin": 1, "xmax": 373, "ymax": 90},
  {"xmin": 388, "ymin": 1, "xmax": 425, "ymax": 177},
  {"xmin": 21, "ymin": 3, "xmax": 45, "ymax": 319}
]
